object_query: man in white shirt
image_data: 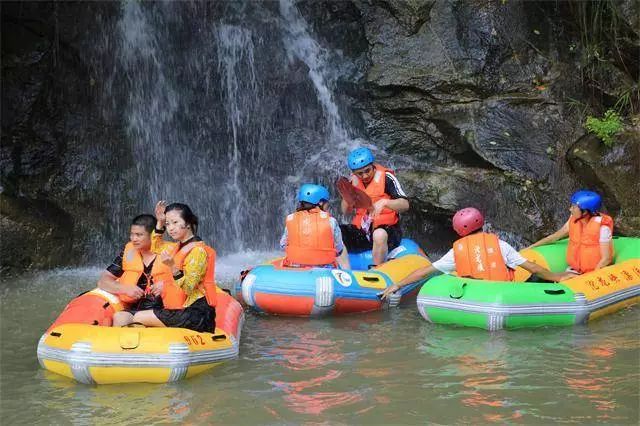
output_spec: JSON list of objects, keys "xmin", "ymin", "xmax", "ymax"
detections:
[{"xmin": 381, "ymin": 207, "xmax": 571, "ymax": 300}]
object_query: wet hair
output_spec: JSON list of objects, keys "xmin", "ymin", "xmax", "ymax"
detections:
[
  {"xmin": 131, "ymin": 214, "xmax": 157, "ymax": 234},
  {"xmin": 165, "ymin": 203, "xmax": 199, "ymax": 235}
]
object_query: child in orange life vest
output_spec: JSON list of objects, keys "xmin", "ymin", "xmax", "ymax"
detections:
[
  {"xmin": 132, "ymin": 201, "xmax": 216, "ymax": 333},
  {"xmin": 98, "ymin": 214, "xmax": 179, "ymax": 327},
  {"xmin": 340, "ymin": 147, "xmax": 409, "ymax": 266},
  {"xmin": 280, "ymin": 184, "xmax": 351, "ymax": 269},
  {"xmin": 527, "ymin": 190, "xmax": 614, "ymax": 275},
  {"xmin": 380, "ymin": 207, "xmax": 571, "ymax": 300}
]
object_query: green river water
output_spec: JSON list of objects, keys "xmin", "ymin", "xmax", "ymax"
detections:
[{"xmin": 1, "ymin": 267, "xmax": 638, "ymax": 424}]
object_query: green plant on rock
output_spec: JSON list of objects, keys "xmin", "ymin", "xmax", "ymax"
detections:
[{"xmin": 584, "ymin": 109, "xmax": 623, "ymax": 147}]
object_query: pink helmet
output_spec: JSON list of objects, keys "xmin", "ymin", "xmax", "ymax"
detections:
[{"xmin": 452, "ymin": 207, "xmax": 484, "ymax": 237}]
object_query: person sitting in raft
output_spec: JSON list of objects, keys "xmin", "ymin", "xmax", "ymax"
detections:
[
  {"xmin": 526, "ymin": 190, "xmax": 614, "ymax": 275},
  {"xmin": 340, "ymin": 147, "xmax": 409, "ymax": 267},
  {"xmin": 98, "ymin": 214, "xmax": 183, "ymax": 327},
  {"xmin": 380, "ymin": 207, "xmax": 571, "ymax": 299},
  {"xmin": 129, "ymin": 201, "xmax": 217, "ymax": 333},
  {"xmin": 280, "ymin": 184, "xmax": 350, "ymax": 269}
]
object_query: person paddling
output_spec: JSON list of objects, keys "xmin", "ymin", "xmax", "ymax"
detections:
[{"xmin": 381, "ymin": 208, "xmax": 571, "ymax": 300}]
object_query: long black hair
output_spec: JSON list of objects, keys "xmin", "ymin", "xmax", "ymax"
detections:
[{"xmin": 165, "ymin": 203, "xmax": 199, "ymax": 235}]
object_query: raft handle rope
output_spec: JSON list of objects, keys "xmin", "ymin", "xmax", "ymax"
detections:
[
  {"xmin": 212, "ymin": 334, "xmax": 227, "ymax": 341},
  {"xmin": 544, "ymin": 289, "xmax": 566, "ymax": 295}
]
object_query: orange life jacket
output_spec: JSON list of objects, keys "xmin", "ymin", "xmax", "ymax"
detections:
[
  {"xmin": 118, "ymin": 242, "xmax": 179, "ymax": 306},
  {"xmin": 453, "ymin": 232, "xmax": 514, "ymax": 281},
  {"xmin": 284, "ymin": 207, "xmax": 337, "ymax": 266},
  {"xmin": 567, "ymin": 214, "xmax": 614, "ymax": 273},
  {"xmin": 160, "ymin": 240, "xmax": 218, "ymax": 308},
  {"xmin": 351, "ymin": 164, "xmax": 399, "ymax": 229}
]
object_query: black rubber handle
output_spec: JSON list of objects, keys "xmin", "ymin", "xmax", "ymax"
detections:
[
  {"xmin": 363, "ymin": 276, "xmax": 380, "ymax": 282},
  {"xmin": 212, "ymin": 334, "xmax": 227, "ymax": 341},
  {"xmin": 544, "ymin": 289, "xmax": 566, "ymax": 295}
]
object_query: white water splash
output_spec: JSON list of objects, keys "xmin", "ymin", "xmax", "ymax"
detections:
[{"xmin": 215, "ymin": 250, "xmax": 281, "ymax": 284}]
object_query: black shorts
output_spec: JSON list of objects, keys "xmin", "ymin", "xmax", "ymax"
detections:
[
  {"xmin": 124, "ymin": 294, "xmax": 163, "ymax": 314},
  {"xmin": 339, "ymin": 224, "xmax": 403, "ymax": 253},
  {"xmin": 153, "ymin": 297, "xmax": 216, "ymax": 333}
]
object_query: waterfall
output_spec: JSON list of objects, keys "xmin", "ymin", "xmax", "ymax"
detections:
[
  {"xmin": 101, "ymin": 0, "xmax": 362, "ymax": 256},
  {"xmin": 117, "ymin": 1, "xmax": 179, "ymax": 202},
  {"xmin": 216, "ymin": 25, "xmax": 258, "ymax": 251},
  {"xmin": 279, "ymin": 0, "xmax": 351, "ymax": 148}
]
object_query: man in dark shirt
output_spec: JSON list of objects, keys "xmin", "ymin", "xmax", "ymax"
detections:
[
  {"xmin": 340, "ymin": 147, "xmax": 410, "ymax": 266},
  {"xmin": 97, "ymin": 214, "xmax": 164, "ymax": 326}
]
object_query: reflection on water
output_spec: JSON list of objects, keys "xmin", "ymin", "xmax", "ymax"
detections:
[
  {"xmin": 558, "ymin": 322, "xmax": 640, "ymax": 423},
  {"xmin": 1, "ymin": 267, "xmax": 639, "ymax": 424},
  {"xmin": 268, "ymin": 335, "xmax": 362, "ymax": 415}
]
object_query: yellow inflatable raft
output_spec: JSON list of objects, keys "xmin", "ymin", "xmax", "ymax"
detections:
[{"xmin": 37, "ymin": 289, "xmax": 243, "ymax": 384}]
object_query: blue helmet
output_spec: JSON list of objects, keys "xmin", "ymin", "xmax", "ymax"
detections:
[
  {"xmin": 570, "ymin": 190, "xmax": 602, "ymax": 213},
  {"xmin": 347, "ymin": 147, "xmax": 375, "ymax": 170},
  {"xmin": 298, "ymin": 184, "xmax": 330, "ymax": 205}
]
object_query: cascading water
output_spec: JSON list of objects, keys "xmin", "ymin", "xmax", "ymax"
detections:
[
  {"xmin": 216, "ymin": 24, "xmax": 259, "ymax": 251},
  {"xmin": 278, "ymin": 0, "xmax": 355, "ymax": 158},
  {"xmin": 116, "ymin": 0, "xmax": 179, "ymax": 202},
  {"xmin": 101, "ymin": 0, "xmax": 365, "ymax": 260}
]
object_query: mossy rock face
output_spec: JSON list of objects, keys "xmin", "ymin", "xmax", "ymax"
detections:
[
  {"xmin": 0, "ymin": 194, "xmax": 74, "ymax": 274},
  {"xmin": 615, "ymin": 0, "xmax": 640, "ymax": 37},
  {"xmin": 567, "ymin": 128, "xmax": 640, "ymax": 236}
]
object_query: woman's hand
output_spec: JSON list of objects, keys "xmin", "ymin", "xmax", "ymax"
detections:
[
  {"xmin": 160, "ymin": 251, "xmax": 175, "ymax": 268},
  {"xmin": 150, "ymin": 281, "xmax": 164, "ymax": 297},
  {"xmin": 155, "ymin": 200, "xmax": 167, "ymax": 226}
]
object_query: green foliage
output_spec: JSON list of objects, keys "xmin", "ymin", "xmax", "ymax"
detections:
[
  {"xmin": 584, "ymin": 109, "xmax": 623, "ymax": 147},
  {"xmin": 613, "ymin": 86, "xmax": 637, "ymax": 115},
  {"xmin": 567, "ymin": 0, "xmax": 639, "ymax": 115}
]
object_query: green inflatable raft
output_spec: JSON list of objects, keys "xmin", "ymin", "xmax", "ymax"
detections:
[{"xmin": 416, "ymin": 237, "xmax": 640, "ymax": 330}]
